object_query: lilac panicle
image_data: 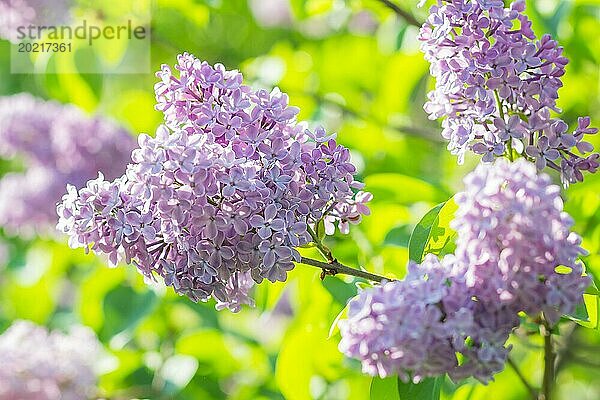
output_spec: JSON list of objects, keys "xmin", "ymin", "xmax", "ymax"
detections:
[
  {"xmin": 0, "ymin": 320, "xmax": 101, "ymax": 400},
  {"xmin": 0, "ymin": 93, "xmax": 135, "ymax": 236},
  {"xmin": 453, "ymin": 158, "xmax": 590, "ymax": 325},
  {"xmin": 338, "ymin": 255, "xmax": 469, "ymax": 382},
  {"xmin": 338, "ymin": 254, "xmax": 515, "ymax": 384},
  {"xmin": 57, "ymin": 53, "xmax": 371, "ymax": 312},
  {"xmin": 339, "ymin": 159, "xmax": 590, "ymax": 383},
  {"xmin": 419, "ymin": 0, "xmax": 598, "ymax": 185}
]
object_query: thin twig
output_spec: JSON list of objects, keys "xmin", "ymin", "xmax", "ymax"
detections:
[
  {"xmin": 507, "ymin": 357, "xmax": 538, "ymax": 400},
  {"xmin": 302, "ymin": 91, "xmax": 444, "ymax": 143},
  {"xmin": 375, "ymin": 0, "xmax": 423, "ymax": 27},
  {"xmin": 299, "ymin": 256, "xmax": 392, "ymax": 282},
  {"xmin": 331, "ymin": 97, "xmax": 442, "ymax": 142},
  {"xmin": 540, "ymin": 320, "xmax": 555, "ymax": 400}
]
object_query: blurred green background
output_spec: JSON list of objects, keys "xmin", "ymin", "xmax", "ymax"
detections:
[{"xmin": 0, "ymin": 0, "xmax": 599, "ymax": 399}]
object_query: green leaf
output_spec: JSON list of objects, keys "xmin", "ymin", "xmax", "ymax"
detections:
[
  {"xmin": 566, "ymin": 294, "xmax": 599, "ymax": 329},
  {"xmin": 397, "ymin": 377, "xmax": 443, "ymax": 400},
  {"xmin": 408, "ymin": 197, "xmax": 458, "ymax": 263},
  {"xmin": 101, "ymin": 286, "xmax": 157, "ymax": 341},
  {"xmin": 566, "ymin": 267, "xmax": 600, "ymax": 329},
  {"xmin": 395, "ymin": 25, "xmax": 408, "ymax": 51},
  {"xmin": 585, "ymin": 286, "xmax": 600, "ymax": 296},
  {"xmin": 584, "ymin": 294, "xmax": 598, "ymax": 329},
  {"xmin": 370, "ymin": 377, "xmax": 399, "ymax": 400},
  {"xmin": 408, "ymin": 202, "xmax": 445, "ymax": 262},
  {"xmin": 322, "ymin": 277, "xmax": 357, "ymax": 305},
  {"xmin": 328, "ymin": 304, "xmax": 348, "ymax": 339},
  {"xmin": 568, "ymin": 301, "xmax": 590, "ymax": 322},
  {"xmin": 585, "ymin": 280, "xmax": 600, "ymax": 296},
  {"xmin": 324, "ymin": 277, "xmax": 359, "ymax": 339},
  {"xmin": 316, "ymin": 218, "xmax": 326, "ymax": 241},
  {"xmin": 384, "ymin": 224, "xmax": 412, "ymax": 248},
  {"xmin": 423, "ymin": 198, "xmax": 458, "ymax": 258}
]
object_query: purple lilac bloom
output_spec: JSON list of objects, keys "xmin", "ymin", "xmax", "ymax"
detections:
[
  {"xmin": 57, "ymin": 54, "xmax": 371, "ymax": 312},
  {"xmin": 0, "ymin": 93, "xmax": 135, "ymax": 236},
  {"xmin": 0, "ymin": 0, "xmax": 71, "ymax": 42},
  {"xmin": 419, "ymin": 0, "xmax": 598, "ymax": 185},
  {"xmin": 338, "ymin": 255, "xmax": 468, "ymax": 381},
  {"xmin": 453, "ymin": 158, "xmax": 590, "ymax": 325},
  {"xmin": 339, "ymin": 159, "xmax": 590, "ymax": 383},
  {"xmin": 0, "ymin": 320, "xmax": 101, "ymax": 400},
  {"xmin": 338, "ymin": 254, "xmax": 514, "ymax": 384}
]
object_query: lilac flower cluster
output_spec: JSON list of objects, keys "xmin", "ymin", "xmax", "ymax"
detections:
[
  {"xmin": 0, "ymin": 0, "xmax": 71, "ymax": 42},
  {"xmin": 339, "ymin": 254, "xmax": 516, "ymax": 383},
  {"xmin": 0, "ymin": 93, "xmax": 135, "ymax": 236},
  {"xmin": 338, "ymin": 255, "xmax": 477, "ymax": 382},
  {"xmin": 0, "ymin": 320, "xmax": 101, "ymax": 400},
  {"xmin": 57, "ymin": 54, "xmax": 370, "ymax": 312},
  {"xmin": 419, "ymin": 0, "xmax": 598, "ymax": 185},
  {"xmin": 339, "ymin": 159, "xmax": 589, "ymax": 383},
  {"xmin": 453, "ymin": 158, "xmax": 589, "ymax": 325}
]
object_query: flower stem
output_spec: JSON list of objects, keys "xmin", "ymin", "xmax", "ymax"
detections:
[
  {"xmin": 306, "ymin": 224, "xmax": 335, "ymax": 262},
  {"xmin": 299, "ymin": 256, "xmax": 392, "ymax": 282},
  {"xmin": 494, "ymin": 89, "xmax": 514, "ymax": 161},
  {"xmin": 507, "ymin": 357, "xmax": 538, "ymax": 400},
  {"xmin": 540, "ymin": 319, "xmax": 555, "ymax": 400}
]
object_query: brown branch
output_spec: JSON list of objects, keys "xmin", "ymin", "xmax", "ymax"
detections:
[
  {"xmin": 299, "ymin": 256, "xmax": 392, "ymax": 282},
  {"xmin": 375, "ymin": 0, "xmax": 423, "ymax": 27},
  {"xmin": 300, "ymin": 91, "xmax": 444, "ymax": 143},
  {"xmin": 540, "ymin": 320, "xmax": 556, "ymax": 400}
]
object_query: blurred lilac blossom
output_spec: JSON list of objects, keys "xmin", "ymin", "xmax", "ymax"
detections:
[
  {"xmin": 0, "ymin": 320, "xmax": 101, "ymax": 400},
  {"xmin": 0, "ymin": 93, "xmax": 135, "ymax": 236}
]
